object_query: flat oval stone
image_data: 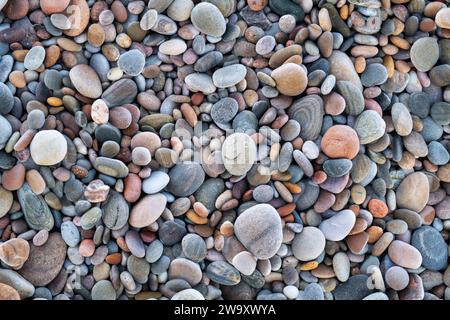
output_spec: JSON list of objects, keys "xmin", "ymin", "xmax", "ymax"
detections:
[
  {"xmin": 185, "ymin": 73, "xmax": 216, "ymax": 94},
  {"xmin": 234, "ymin": 204, "xmax": 282, "ymax": 259},
  {"xmin": 361, "ymin": 63, "xmax": 388, "ymax": 87},
  {"xmin": 206, "ymin": 261, "xmax": 241, "ymax": 285},
  {"xmin": 211, "ymin": 97, "xmax": 238, "ymax": 127},
  {"xmin": 69, "ymin": 64, "xmax": 102, "ymax": 98},
  {"xmin": 212, "ymin": 64, "xmax": 247, "ymax": 88},
  {"xmin": 410, "ymin": 37, "xmax": 439, "ymax": 72},
  {"xmin": 30, "ymin": 130, "xmax": 67, "ymax": 166},
  {"xmin": 24, "ymin": 46, "xmax": 45, "ymax": 70},
  {"xmin": 354, "ymin": 110, "xmax": 386, "ymax": 144},
  {"xmin": 18, "ymin": 233, "xmax": 66, "ymax": 286},
  {"xmin": 333, "ymin": 252, "xmax": 350, "ymax": 282},
  {"xmin": 403, "ymin": 132, "xmax": 428, "ymax": 157},
  {"xmin": 388, "ymin": 240, "xmax": 422, "ymax": 269},
  {"xmin": 222, "ymin": 133, "xmax": 257, "ymax": 176},
  {"xmin": 159, "ymin": 220, "xmax": 187, "ymax": 246},
  {"xmin": 428, "ymin": 141, "xmax": 449, "ymax": 165},
  {"xmin": 159, "ymin": 39, "xmax": 187, "ymax": 55},
  {"xmin": 93, "ymin": 157, "xmax": 129, "ymax": 178},
  {"xmin": 181, "ymin": 234, "xmax": 207, "ymax": 262},
  {"xmin": 391, "ymin": 102, "xmax": 413, "ymax": 136},
  {"xmin": 0, "ymin": 283, "xmax": 20, "ymax": 300},
  {"xmin": 411, "ymin": 226, "xmax": 448, "ymax": 271},
  {"xmin": 232, "ymin": 251, "xmax": 257, "ymax": 276},
  {"xmin": 61, "ymin": 221, "xmax": 80, "ymax": 247},
  {"xmin": 166, "ymin": 162, "xmax": 205, "ymax": 196},
  {"xmin": 430, "ymin": 102, "xmax": 450, "ymax": 125},
  {"xmin": 101, "ymin": 79, "xmax": 137, "ymax": 107},
  {"xmin": 191, "ymin": 2, "xmax": 226, "ymax": 37},
  {"xmin": 118, "ymin": 49, "xmax": 145, "ymax": 76},
  {"xmin": 129, "ymin": 194, "xmax": 167, "ymax": 228},
  {"xmin": 102, "ymin": 191, "xmax": 129, "ymax": 230},
  {"xmin": 385, "ymin": 266, "xmax": 409, "ymax": 291},
  {"xmin": 0, "ymin": 82, "xmax": 14, "ymax": 115},
  {"xmin": 17, "ymin": 183, "xmax": 54, "ymax": 231},
  {"xmin": 396, "ymin": 172, "xmax": 429, "ymax": 213},
  {"xmin": 319, "ymin": 209, "xmax": 356, "ymax": 241},
  {"xmin": 0, "ymin": 269, "xmax": 35, "ymax": 299},
  {"xmin": 334, "ymin": 275, "xmax": 373, "ymax": 300},
  {"xmin": 172, "ymin": 289, "xmax": 205, "ymax": 300},
  {"xmin": 142, "ymin": 171, "xmax": 170, "ymax": 194},
  {"xmin": 91, "ymin": 280, "xmax": 116, "ymax": 300},
  {"xmin": 0, "ymin": 186, "xmax": 13, "ymax": 218},
  {"xmin": 336, "ymin": 81, "xmax": 364, "ymax": 116},
  {"xmin": 288, "ymin": 95, "xmax": 324, "ymax": 141},
  {"xmin": 323, "ymin": 159, "xmax": 353, "ymax": 178},
  {"xmin": 292, "ymin": 227, "xmax": 326, "ymax": 261}
]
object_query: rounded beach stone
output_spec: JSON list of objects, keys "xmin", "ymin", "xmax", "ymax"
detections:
[
  {"xmin": 411, "ymin": 226, "xmax": 448, "ymax": 271},
  {"xmin": 319, "ymin": 209, "xmax": 356, "ymax": 241},
  {"xmin": 91, "ymin": 280, "xmax": 116, "ymax": 300},
  {"xmin": 172, "ymin": 289, "xmax": 205, "ymax": 300},
  {"xmin": 435, "ymin": 8, "xmax": 450, "ymax": 28},
  {"xmin": 410, "ymin": 37, "xmax": 439, "ymax": 72},
  {"xmin": 361, "ymin": 63, "xmax": 388, "ymax": 87},
  {"xmin": 169, "ymin": 257, "xmax": 202, "ymax": 286},
  {"xmin": 190, "ymin": 2, "xmax": 226, "ymax": 37},
  {"xmin": 232, "ymin": 251, "xmax": 257, "ymax": 276},
  {"xmin": 0, "ymin": 283, "xmax": 20, "ymax": 300},
  {"xmin": 388, "ymin": 240, "xmax": 422, "ymax": 269},
  {"xmin": 212, "ymin": 64, "xmax": 247, "ymax": 88},
  {"xmin": 0, "ymin": 82, "xmax": 14, "ymax": 115},
  {"xmin": 292, "ymin": 227, "xmax": 325, "ymax": 261},
  {"xmin": 69, "ymin": 64, "xmax": 102, "ymax": 98},
  {"xmin": 0, "ymin": 238, "xmax": 30, "ymax": 270},
  {"xmin": 129, "ymin": 194, "xmax": 167, "ymax": 228},
  {"xmin": 321, "ymin": 125, "xmax": 360, "ymax": 159},
  {"xmin": 234, "ymin": 204, "xmax": 282, "ymax": 259},
  {"xmin": 396, "ymin": 172, "xmax": 429, "ymax": 213},
  {"xmin": 0, "ymin": 186, "xmax": 13, "ymax": 217},
  {"xmin": 166, "ymin": 162, "xmax": 205, "ymax": 196},
  {"xmin": 206, "ymin": 260, "xmax": 241, "ymax": 286},
  {"xmin": 222, "ymin": 133, "xmax": 257, "ymax": 176},
  {"xmin": 142, "ymin": 171, "xmax": 170, "ymax": 194},
  {"xmin": 24, "ymin": 46, "xmax": 45, "ymax": 71},
  {"xmin": 159, "ymin": 39, "xmax": 187, "ymax": 56},
  {"xmin": 271, "ymin": 63, "xmax": 307, "ymax": 96},
  {"xmin": 30, "ymin": 130, "xmax": 68, "ymax": 166},
  {"xmin": 354, "ymin": 110, "xmax": 386, "ymax": 144},
  {"xmin": 391, "ymin": 102, "xmax": 413, "ymax": 136},
  {"xmin": 18, "ymin": 233, "xmax": 66, "ymax": 286},
  {"xmin": 385, "ymin": 266, "xmax": 409, "ymax": 291},
  {"xmin": 181, "ymin": 234, "xmax": 207, "ymax": 262},
  {"xmin": 118, "ymin": 49, "xmax": 145, "ymax": 76},
  {"xmin": 427, "ymin": 141, "xmax": 449, "ymax": 166}
]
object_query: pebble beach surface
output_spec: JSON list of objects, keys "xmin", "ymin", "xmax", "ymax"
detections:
[{"xmin": 0, "ymin": 0, "xmax": 449, "ymax": 301}]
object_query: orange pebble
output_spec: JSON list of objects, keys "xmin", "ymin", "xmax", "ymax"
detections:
[
  {"xmin": 283, "ymin": 182, "xmax": 302, "ymax": 194},
  {"xmin": 368, "ymin": 199, "xmax": 389, "ymax": 218},
  {"xmin": 313, "ymin": 170, "xmax": 327, "ymax": 184},
  {"xmin": 367, "ymin": 226, "xmax": 383, "ymax": 244},
  {"xmin": 47, "ymin": 97, "xmax": 63, "ymax": 107},
  {"xmin": 116, "ymin": 236, "xmax": 129, "ymax": 252},
  {"xmin": 277, "ymin": 203, "xmax": 296, "ymax": 217},
  {"xmin": 383, "ymin": 55, "xmax": 395, "ymax": 78},
  {"xmin": 186, "ymin": 209, "xmax": 208, "ymax": 225},
  {"xmin": 340, "ymin": 5, "xmax": 349, "ymax": 20},
  {"xmin": 300, "ymin": 261, "xmax": 319, "ymax": 271},
  {"xmin": 282, "ymin": 214, "xmax": 295, "ymax": 222},
  {"xmin": 105, "ymin": 253, "xmax": 122, "ymax": 265},
  {"xmin": 219, "ymin": 221, "xmax": 234, "ymax": 237},
  {"xmin": 354, "ymin": 56, "xmax": 366, "ymax": 73}
]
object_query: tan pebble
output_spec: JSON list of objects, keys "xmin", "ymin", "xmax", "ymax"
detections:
[
  {"xmin": 354, "ymin": 56, "xmax": 366, "ymax": 73},
  {"xmin": 0, "ymin": 238, "xmax": 30, "ymax": 270},
  {"xmin": 9, "ymin": 70, "xmax": 26, "ymax": 88},
  {"xmin": 88, "ymin": 23, "xmax": 106, "ymax": 47},
  {"xmin": 25, "ymin": 169, "xmax": 46, "ymax": 195},
  {"xmin": 0, "ymin": 283, "xmax": 20, "ymax": 300}
]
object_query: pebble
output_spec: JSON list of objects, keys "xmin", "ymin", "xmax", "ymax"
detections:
[
  {"xmin": 129, "ymin": 194, "xmax": 167, "ymax": 228},
  {"xmin": 0, "ymin": 269, "xmax": 35, "ymax": 299},
  {"xmin": 166, "ymin": 162, "xmax": 205, "ymax": 196},
  {"xmin": 271, "ymin": 63, "xmax": 307, "ymax": 96},
  {"xmin": 222, "ymin": 133, "xmax": 257, "ymax": 176},
  {"xmin": 118, "ymin": 49, "xmax": 145, "ymax": 76},
  {"xmin": 190, "ymin": 3, "xmax": 226, "ymax": 37},
  {"xmin": 234, "ymin": 204, "xmax": 282, "ymax": 259},
  {"xmin": 412, "ymin": 226, "xmax": 448, "ymax": 271},
  {"xmin": 361, "ymin": 63, "xmax": 388, "ymax": 87},
  {"xmin": 61, "ymin": 221, "xmax": 80, "ymax": 247},
  {"xmin": 24, "ymin": 46, "xmax": 45, "ymax": 71},
  {"xmin": 396, "ymin": 172, "xmax": 430, "ymax": 213},
  {"xmin": 253, "ymin": 185, "xmax": 274, "ymax": 203},
  {"xmin": 172, "ymin": 289, "xmax": 205, "ymax": 300},
  {"xmin": 213, "ymin": 64, "xmax": 247, "ymax": 88},
  {"xmin": 391, "ymin": 103, "xmax": 413, "ymax": 136},
  {"xmin": 18, "ymin": 183, "xmax": 54, "ymax": 231},
  {"xmin": 181, "ymin": 234, "xmax": 207, "ymax": 262},
  {"xmin": 0, "ymin": 283, "xmax": 20, "ymax": 300},
  {"xmin": 354, "ymin": 110, "xmax": 386, "ymax": 144},
  {"xmin": 18, "ymin": 233, "xmax": 66, "ymax": 286},
  {"xmin": 91, "ymin": 280, "xmax": 116, "ymax": 300},
  {"xmin": 30, "ymin": 130, "xmax": 67, "ymax": 166},
  {"xmin": 410, "ymin": 37, "xmax": 439, "ymax": 72},
  {"xmin": 0, "ymin": 238, "xmax": 29, "ymax": 270},
  {"xmin": 232, "ymin": 251, "xmax": 257, "ymax": 276},
  {"xmin": 206, "ymin": 261, "xmax": 241, "ymax": 286},
  {"xmin": 388, "ymin": 240, "xmax": 423, "ymax": 269},
  {"xmin": 292, "ymin": 227, "xmax": 325, "ymax": 261},
  {"xmin": 428, "ymin": 141, "xmax": 449, "ymax": 166},
  {"xmin": 69, "ymin": 64, "xmax": 102, "ymax": 98},
  {"xmin": 321, "ymin": 125, "xmax": 360, "ymax": 159},
  {"xmin": 142, "ymin": 171, "xmax": 170, "ymax": 194},
  {"xmin": 0, "ymin": 82, "xmax": 14, "ymax": 116},
  {"xmin": 334, "ymin": 275, "xmax": 373, "ymax": 300},
  {"xmin": 319, "ymin": 210, "xmax": 356, "ymax": 241}
]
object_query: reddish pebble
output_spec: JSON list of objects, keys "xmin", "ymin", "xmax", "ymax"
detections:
[
  {"xmin": 79, "ymin": 239, "xmax": 96, "ymax": 257},
  {"xmin": 33, "ymin": 229, "xmax": 49, "ymax": 246},
  {"xmin": 368, "ymin": 199, "xmax": 389, "ymax": 218},
  {"xmin": 321, "ymin": 125, "xmax": 360, "ymax": 160},
  {"xmin": 2, "ymin": 164, "xmax": 26, "ymax": 191}
]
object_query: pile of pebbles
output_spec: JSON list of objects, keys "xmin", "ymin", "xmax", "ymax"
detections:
[{"xmin": 0, "ymin": 0, "xmax": 449, "ymax": 301}]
